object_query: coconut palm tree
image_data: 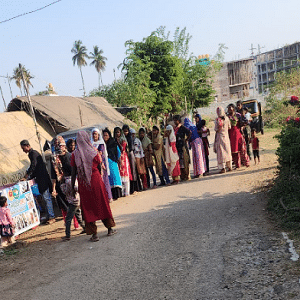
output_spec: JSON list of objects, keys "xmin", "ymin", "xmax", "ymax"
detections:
[
  {"xmin": 71, "ymin": 40, "xmax": 88, "ymax": 97},
  {"xmin": 12, "ymin": 65, "xmax": 34, "ymax": 96},
  {"xmin": 89, "ymin": 46, "xmax": 107, "ymax": 88}
]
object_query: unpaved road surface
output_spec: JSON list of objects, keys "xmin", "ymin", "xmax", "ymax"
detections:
[{"xmin": 2, "ymin": 130, "xmax": 300, "ymax": 299}]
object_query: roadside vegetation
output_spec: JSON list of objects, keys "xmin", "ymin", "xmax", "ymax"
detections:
[{"xmin": 265, "ymin": 67, "xmax": 300, "ymax": 230}]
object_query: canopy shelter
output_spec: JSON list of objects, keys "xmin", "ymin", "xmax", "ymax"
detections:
[{"xmin": 7, "ymin": 96, "xmax": 132, "ymax": 136}]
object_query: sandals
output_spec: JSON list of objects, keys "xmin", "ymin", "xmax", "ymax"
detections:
[
  {"xmin": 107, "ymin": 229, "xmax": 117, "ymax": 236},
  {"xmin": 90, "ymin": 235, "xmax": 99, "ymax": 242}
]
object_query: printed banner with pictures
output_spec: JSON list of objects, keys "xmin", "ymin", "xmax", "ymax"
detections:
[{"xmin": 0, "ymin": 181, "xmax": 40, "ymax": 236}]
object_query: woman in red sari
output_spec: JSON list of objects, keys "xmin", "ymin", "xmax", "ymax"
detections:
[
  {"xmin": 227, "ymin": 104, "xmax": 250, "ymax": 168},
  {"xmin": 71, "ymin": 131, "xmax": 116, "ymax": 242}
]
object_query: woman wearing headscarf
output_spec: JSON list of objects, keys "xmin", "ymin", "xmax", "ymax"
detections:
[
  {"xmin": 183, "ymin": 117, "xmax": 207, "ymax": 178},
  {"xmin": 71, "ymin": 131, "xmax": 116, "ymax": 241},
  {"xmin": 173, "ymin": 115, "xmax": 191, "ymax": 181},
  {"xmin": 138, "ymin": 127, "xmax": 157, "ymax": 189},
  {"xmin": 91, "ymin": 128, "xmax": 113, "ymax": 202},
  {"xmin": 213, "ymin": 107, "xmax": 232, "ymax": 173},
  {"xmin": 227, "ymin": 104, "xmax": 250, "ymax": 168},
  {"xmin": 51, "ymin": 136, "xmax": 83, "ymax": 231},
  {"xmin": 122, "ymin": 124, "xmax": 141, "ymax": 194},
  {"xmin": 164, "ymin": 125, "xmax": 181, "ymax": 184},
  {"xmin": 131, "ymin": 128, "xmax": 148, "ymax": 190},
  {"xmin": 102, "ymin": 128, "xmax": 122, "ymax": 200},
  {"xmin": 114, "ymin": 127, "xmax": 132, "ymax": 197},
  {"xmin": 152, "ymin": 125, "xmax": 171, "ymax": 186}
]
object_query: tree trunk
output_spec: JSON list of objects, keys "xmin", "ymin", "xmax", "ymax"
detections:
[
  {"xmin": 79, "ymin": 66, "xmax": 86, "ymax": 97},
  {"xmin": 98, "ymin": 72, "xmax": 101, "ymax": 89}
]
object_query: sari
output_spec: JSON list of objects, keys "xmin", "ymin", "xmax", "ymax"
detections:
[
  {"xmin": 183, "ymin": 118, "xmax": 206, "ymax": 177},
  {"xmin": 213, "ymin": 107, "xmax": 232, "ymax": 170},
  {"xmin": 165, "ymin": 125, "xmax": 181, "ymax": 181},
  {"xmin": 228, "ymin": 113, "xmax": 250, "ymax": 168}
]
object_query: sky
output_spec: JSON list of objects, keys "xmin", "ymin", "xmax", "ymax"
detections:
[{"xmin": 0, "ymin": 0, "xmax": 300, "ymax": 112}]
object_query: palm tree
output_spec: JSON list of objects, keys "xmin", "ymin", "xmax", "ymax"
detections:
[
  {"xmin": 89, "ymin": 46, "xmax": 107, "ymax": 88},
  {"xmin": 12, "ymin": 65, "xmax": 34, "ymax": 96},
  {"xmin": 71, "ymin": 40, "xmax": 88, "ymax": 97}
]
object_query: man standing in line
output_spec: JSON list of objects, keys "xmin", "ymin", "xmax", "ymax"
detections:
[{"xmin": 20, "ymin": 140, "xmax": 55, "ymax": 224}]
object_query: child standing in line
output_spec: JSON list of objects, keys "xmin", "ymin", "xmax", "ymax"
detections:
[
  {"xmin": 60, "ymin": 177, "xmax": 85, "ymax": 241},
  {"xmin": 0, "ymin": 196, "xmax": 15, "ymax": 248},
  {"xmin": 201, "ymin": 120, "xmax": 210, "ymax": 175},
  {"xmin": 251, "ymin": 129, "xmax": 260, "ymax": 165}
]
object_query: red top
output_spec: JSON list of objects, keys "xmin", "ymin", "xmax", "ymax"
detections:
[
  {"xmin": 71, "ymin": 153, "xmax": 113, "ymax": 223},
  {"xmin": 252, "ymin": 137, "xmax": 259, "ymax": 150}
]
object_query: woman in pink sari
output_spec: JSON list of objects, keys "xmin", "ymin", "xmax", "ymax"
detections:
[
  {"xmin": 71, "ymin": 131, "xmax": 116, "ymax": 242},
  {"xmin": 164, "ymin": 125, "xmax": 181, "ymax": 183}
]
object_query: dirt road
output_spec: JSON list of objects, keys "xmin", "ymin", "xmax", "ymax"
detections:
[{"xmin": 1, "ymin": 130, "xmax": 300, "ymax": 299}]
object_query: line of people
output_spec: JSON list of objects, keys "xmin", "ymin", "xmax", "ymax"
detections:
[{"xmin": 88, "ymin": 117, "xmax": 210, "ymax": 201}]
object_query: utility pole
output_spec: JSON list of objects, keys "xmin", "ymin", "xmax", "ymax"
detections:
[
  {"xmin": 19, "ymin": 63, "xmax": 46, "ymax": 163},
  {"xmin": 249, "ymin": 44, "xmax": 257, "ymax": 58},
  {"xmin": 257, "ymin": 44, "xmax": 265, "ymax": 55},
  {"xmin": 0, "ymin": 85, "xmax": 7, "ymax": 110}
]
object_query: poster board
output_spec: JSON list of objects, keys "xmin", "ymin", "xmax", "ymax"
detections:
[{"xmin": 0, "ymin": 181, "xmax": 40, "ymax": 236}]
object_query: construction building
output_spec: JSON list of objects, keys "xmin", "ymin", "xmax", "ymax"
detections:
[
  {"xmin": 213, "ymin": 58, "xmax": 256, "ymax": 102},
  {"xmin": 256, "ymin": 42, "xmax": 300, "ymax": 93}
]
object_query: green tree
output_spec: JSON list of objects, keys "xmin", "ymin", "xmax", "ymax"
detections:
[
  {"xmin": 89, "ymin": 46, "xmax": 107, "ymax": 88},
  {"xmin": 183, "ymin": 60, "xmax": 214, "ymax": 112},
  {"xmin": 71, "ymin": 40, "xmax": 88, "ymax": 97},
  {"xmin": 91, "ymin": 27, "xmax": 215, "ymax": 125},
  {"xmin": 12, "ymin": 65, "xmax": 34, "ymax": 96},
  {"xmin": 121, "ymin": 34, "xmax": 184, "ymax": 120}
]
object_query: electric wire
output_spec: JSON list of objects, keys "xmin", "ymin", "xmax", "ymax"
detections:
[{"xmin": 0, "ymin": 0, "xmax": 62, "ymax": 24}]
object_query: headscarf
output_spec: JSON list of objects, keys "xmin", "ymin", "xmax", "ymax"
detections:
[
  {"xmin": 164, "ymin": 125, "xmax": 179, "ymax": 175},
  {"xmin": 122, "ymin": 124, "xmax": 133, "ymax": 152},
  {"xmin": 91, "ymin": 128, "xmax": 104, "ymax": 148},
  {"xmin": 195, "ymin": 113, "xmax": 202, "ymax": 122},
  {"xmin": 166, "ymin": 125, "xmax": 176, "ymax": 143},
  {"xmin": 51, "ymin": 135, "xmax": 67, "ymax": 181},
  {"xmin": 139, "ymin": 127, "xmax": 151, "ymax": 150},
  {"xmin": 91, "ymin": 127, "xmax": 110, "ymax": 176},
  {"xmin": 183, "ymin": 118, "xmax": 199, "ymax": 142},
  {"xmin": 73, "ymin": 130, "xmax": 98, "ymax": 186},
  {"xmin": 216, "ymin": 107, "xmax": 225, "ymax": 127},
  {"xmin": 217, "ymin": 106, "xmax": 225, "ymax": 118},
  {"xmin": 103, "ymin": 128, "xmax": 119, "ymax": 163}
]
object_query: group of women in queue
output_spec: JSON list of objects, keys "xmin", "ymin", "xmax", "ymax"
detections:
[
  {"xmin": 87, "ymin": 116, "xmax": 210, "ymax": 204},
  {"xmin": 214, "ymin": 104, "xmax": 251, "ymax": 174},
  {"xmin": 49, "ymin": 115, "xmax": 211, "ymax": 241}
]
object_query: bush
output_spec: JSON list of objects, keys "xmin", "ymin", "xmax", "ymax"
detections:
[{"xmin": 268, "ymin": 117, "xmax": 300, "ymax": 226}]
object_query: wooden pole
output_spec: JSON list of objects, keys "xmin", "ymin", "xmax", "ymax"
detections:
[
  {"xmin": 0, "ymin": 85, "xmax": 7, "ymax": 110},
  {"xmin": 79, "ymin": 105, "xmax": 83, "ymax": 126},
  {"xmin": 19, "ymin": 63, "xmax": 46, "ymax": 163}
]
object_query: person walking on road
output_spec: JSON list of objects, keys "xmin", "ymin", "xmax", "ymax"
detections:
[
  {"xmin": 20, "ymin": 140, "xmax": 55, "ymax": 224},
  {"xmin": 71, "ymin": 131, "xmax": 116, "ymax": 241}
]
